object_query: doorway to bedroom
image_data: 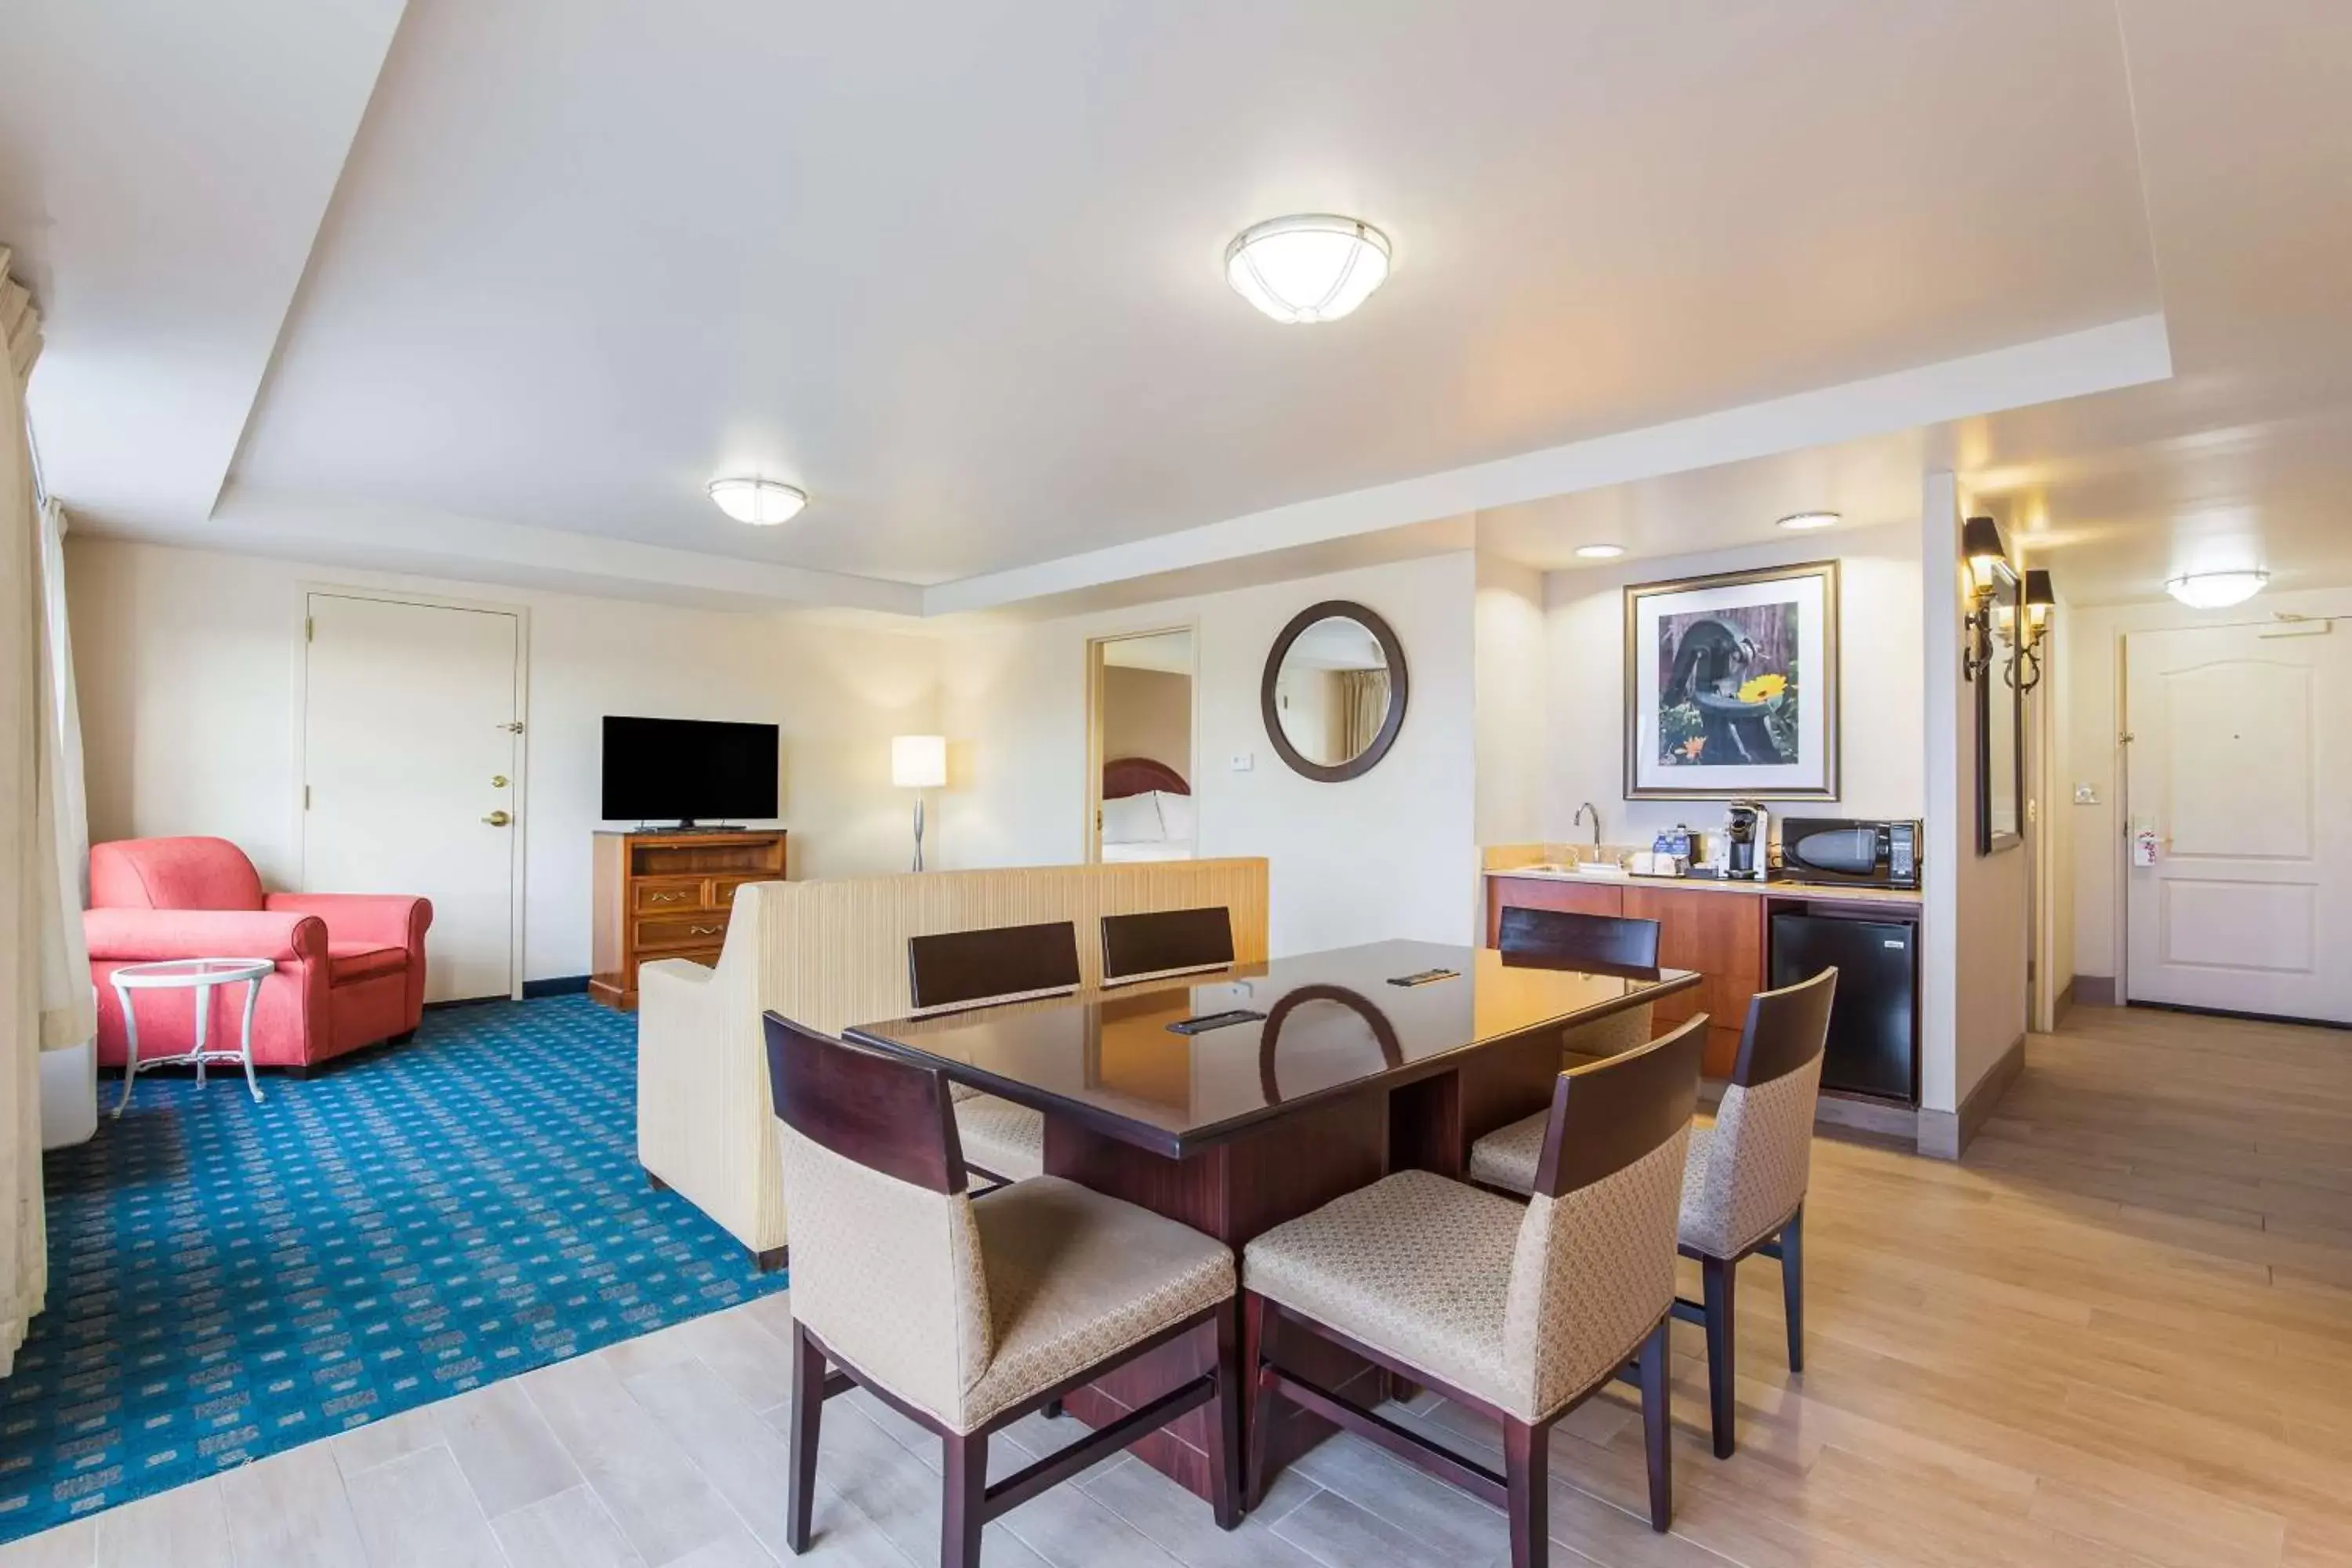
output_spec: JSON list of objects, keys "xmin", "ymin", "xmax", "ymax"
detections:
[{"xmin": 1088, "ymin": 628, "xmax": 1196, "ymax": 862}]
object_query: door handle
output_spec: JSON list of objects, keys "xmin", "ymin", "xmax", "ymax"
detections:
[{"xmin": 483, "ymin": 810, "xmax": 512, "ymax": 827}]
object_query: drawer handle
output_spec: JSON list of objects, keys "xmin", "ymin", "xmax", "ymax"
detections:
[
  {"xmin": 648, "ymin": 891, "xmax": 688, "ymax": 903},
  {"xmin": 688, "ymin": 924, "xmax": 724, "ymax": 936}
]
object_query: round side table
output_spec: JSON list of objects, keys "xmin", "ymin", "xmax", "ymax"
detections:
[{"xmin": 109, "ymin": 957, "xmax": 276, "ymax": 1116}]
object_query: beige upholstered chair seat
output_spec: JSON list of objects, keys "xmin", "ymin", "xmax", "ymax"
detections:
[
  {"xmin": 964, "ymin": 1177, "xmax": 1232, "ymax": 1428},
  {"xmin": 1243, "ymin": 1170, "xmax": 1533, "ymax": 1417},
  {"xmin": 1466, "ymin": 1110, "xmax": 1547, "ymax": 1195},
  {"xmin": 954, "ymin": 1094, "xmax": 1045, "ymax": 1181},
  {"xmin": 1467, "ymin": 1004, "xmax": 1657, "ymax": 1196}
]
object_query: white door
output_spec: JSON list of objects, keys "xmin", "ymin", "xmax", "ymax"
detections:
[
  {"xmin": 2124, "ymin": 619, "xmax": 2352, "ymax": 1022},
  {"xmin": 303, "ymin": 593, "xmax": 523, "ymax": 1002}
]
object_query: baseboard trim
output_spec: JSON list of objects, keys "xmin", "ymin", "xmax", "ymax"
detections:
[
  {"xmin": 522, "ymin": 975, "xmax": 591, "ymax": 999},
  {"xmin": 1699, "ymin": 1079, "xmax": 1918, "ymax": 1145},
  {"xmin": 2054, "ymin": 978, "xmax": 2077, "ymax": 1025},
  {"xmin": 1916, "ymin": 1030, "xmax": 2027, "ymax": 1161},
  {"xmin": 2071, "ymin": 975, "xmax": 2117, "ymax": 1008}
]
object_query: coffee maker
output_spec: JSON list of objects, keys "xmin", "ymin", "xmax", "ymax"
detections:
[{"xmin": 1722, "ymin": 800, "xmax": 1769, "ymax": 880}]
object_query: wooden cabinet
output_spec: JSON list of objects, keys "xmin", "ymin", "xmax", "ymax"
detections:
[
  {"xmin": 591, "ymin": 829, "xmax": 786, "ymax": 1010},
  {"xmin": 1484, "ymin": 875, "xmax": 1764, "ymax": 1079},
  {"xmin": 1621, "ymin": 885, "xmax": 1762, "ymax": 1079},
  {"xmin": 1483, "ymin": 875, "xmax": 1624, "ymax": 944}
]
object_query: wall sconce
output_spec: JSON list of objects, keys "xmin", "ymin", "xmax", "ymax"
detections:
[
  {"xmin": 1960, "ymin": 514, "xmax": 2008, "ymax": 682},
  {"xmin": 2009, "ymin": 568, "xmax": 2054, "ymax": 694}
]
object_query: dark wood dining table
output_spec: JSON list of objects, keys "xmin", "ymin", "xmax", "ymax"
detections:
[{"xmin": 844, "ymin": 937, "xmax": 1700, "ymax": 1504}]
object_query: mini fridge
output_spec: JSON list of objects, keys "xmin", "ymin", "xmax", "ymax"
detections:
[{"xmin": 1769, "ymin": 913, "xmax": 1918, "ymax": 1103}]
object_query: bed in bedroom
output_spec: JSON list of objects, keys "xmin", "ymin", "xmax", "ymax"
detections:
[{"xmin": 1100, "ymin": 756, "xmax": 1196, "ymax": 862}]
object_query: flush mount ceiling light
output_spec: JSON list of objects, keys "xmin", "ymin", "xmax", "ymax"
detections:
[
  {"xmin": 707, "ymin": 477, "xmax": 808, "ymax": 526},
  {"xmin": 1777, "ymin": 511, "xmax": 1841, "ymax": 532},
  {"xmin": 1573, "ymin": 543, "xmax": 1626, "ymax": 559},
  {"xmin": 1225, "ymin": 214, "xmax": 1392, "ymax": 324},
  {"xmin": 2165, "ymin": 569, "xmax": 2269, "ymax": 608}
]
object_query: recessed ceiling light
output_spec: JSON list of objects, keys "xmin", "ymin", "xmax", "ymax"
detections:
[
  {"xmin": 2165, "ymin": 569, "xmax": 2268, "ymax": 608},
  {"xmin": 1225, "ymin": 215, "xmax": 1392, "ymax": 324},
  {"xmin": 708, "ymin": 477, "xmax": 808, "ymax": 526},
  {"xmin": 1777, "ymin": 511, "xmax": 1840, "ymax": 532},
  {"xmin": 1573, "ymin": 543, "xmax": 1626, "ymax": 559}
]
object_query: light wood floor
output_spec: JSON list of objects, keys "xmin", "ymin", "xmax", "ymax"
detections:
[{"xmin": 5, "ymin": 1003, "xmax": 2349, "ymax": 1568}]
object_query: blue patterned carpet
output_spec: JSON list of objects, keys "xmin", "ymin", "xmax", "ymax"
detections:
[{"xmin": 0, "ymin": 994, "xmax": 787, "ymax": 1541}]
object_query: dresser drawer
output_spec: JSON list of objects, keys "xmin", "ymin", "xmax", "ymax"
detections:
[
  {"xmin": 709, "ymin": 873, "xmax": 768, "ymax": 912},
  {"xmin": 635, "ymin": 913, "xmax": 730, "ymax": 952},
  {"xmin": 632, "ymin": 879, "xmax": 709, "ymax": 914}
]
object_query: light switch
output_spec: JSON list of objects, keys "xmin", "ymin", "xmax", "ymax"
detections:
[
  {"xmin": 2073, "ymin": 783, "xmax": 2099, "ymax": 804},
  {"xmin": 1229, "ymin": 751, "xmax": 1254, "ymax": 772}
]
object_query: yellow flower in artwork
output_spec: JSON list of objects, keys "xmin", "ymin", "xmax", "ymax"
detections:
[{"xmin": 1737, "ymin": 673, "xmax": 1788, "ymax": 705}]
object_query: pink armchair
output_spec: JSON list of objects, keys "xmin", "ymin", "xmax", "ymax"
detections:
[{"xmin": 85, "ymin": 837, "xmax": 432, "ymax": 1075}]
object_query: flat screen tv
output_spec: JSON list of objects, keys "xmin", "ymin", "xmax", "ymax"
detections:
[{"xmin": 601, "ymin": 716, "xmax": 779, "ymax": 826}]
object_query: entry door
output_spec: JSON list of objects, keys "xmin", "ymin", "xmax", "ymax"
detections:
[
  {"xmin": 2124, "ymin": 620, "xmax": 2352, "ymax": 1022},
  {"xmin": 303, "ymin": 593, "xmax": 523, "ymax": 1002}
]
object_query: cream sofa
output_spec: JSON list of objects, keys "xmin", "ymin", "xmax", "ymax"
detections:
[{"xmin": 636, "ymin": 858, "xmax": 1271, "ymax": 1265}]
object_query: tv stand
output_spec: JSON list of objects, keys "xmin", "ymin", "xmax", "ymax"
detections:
[{"xmin": 590, "ymin": 828, "xmax": 787, "ymax": 1010}]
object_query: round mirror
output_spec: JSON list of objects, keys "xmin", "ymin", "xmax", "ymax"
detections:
[{"xmin": 1261, "ymin": 601, "xmax": 1409, "ymax": 782}]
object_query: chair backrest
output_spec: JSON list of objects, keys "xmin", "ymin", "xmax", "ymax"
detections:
[
  {"xmin": 89, "ymin": 837, "xmax": 265, "ymax": 913},
  {"xmin": 1687, "ymin": 965, "xmax": 1838, "ymax": 1258},
  {"xmin": 1497, "ymin": 906, "xmax": 1661, "ymax": 975},
  {"xmin": 1502, "ymin": 1013, "xmax": 1707, "ymax": 1414},
  {"xmin": 761, "ymin": 1011, "xmax": 995, "ymax": 1428},
  {"xmin": 907, "ymin": 920, "xmax": 1082, "ymax": 1014},
  {"xmin": 1101, "ymin": 906, "xmax": 1236, "ymax": 985}
]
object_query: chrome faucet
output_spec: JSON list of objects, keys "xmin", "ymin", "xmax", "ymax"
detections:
[{"xmin": 1573, "ymin": 801, "xmax": 1601, "ymax": 851}]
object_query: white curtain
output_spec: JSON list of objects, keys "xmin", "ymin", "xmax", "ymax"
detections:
[
  {"xmin": 1, "ymin": 245, "xmax": 71, "ymax": 1373},
  {"xmin": 37, "ymin": 497, "xmax": 95, "ymax": 1150}
]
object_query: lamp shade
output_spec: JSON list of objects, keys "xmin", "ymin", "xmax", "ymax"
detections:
[{"xmin": 891, "ymin": 735, "xmax": 947, "ymax": 789}]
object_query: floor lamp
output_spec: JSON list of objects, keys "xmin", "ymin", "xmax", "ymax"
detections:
[{"xmin": 892, "ymin": 735, "xmax": 946, "ymax": 872}]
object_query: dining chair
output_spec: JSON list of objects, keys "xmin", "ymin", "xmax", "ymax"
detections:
[
  {"xmin": 1100, "ymin": 906, "xmax": 1236, "ymax": 985},
  {"xmin": 1498, "ymin": 905, "xmax": 1663, "ymax": 1068},
  {"xmin": 906, "ymin": 920, "xmax": 1083, "ymax": 1182},
  {"xmin": 1675, "ymin": 964, "xmax": 1836, "ymax": 1457},
  {"xmin": 764, "ymin": 1012, "xmax": 1243, "ymax": 1567},
  {"xmin": 1239, "ymin": 1014, "xmax": 1708, "ymax": 1566}
]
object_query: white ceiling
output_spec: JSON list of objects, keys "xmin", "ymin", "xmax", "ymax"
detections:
[{"xmin": 9, "ymin": 0, "xmax": 2352, "ymax": 612}]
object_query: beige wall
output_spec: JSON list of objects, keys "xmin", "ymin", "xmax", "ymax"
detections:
[
  {"xmin": 1473, "ymin": 554, "xmax": 1547, "ymax": 846},
  {"xmin": 67, "ymin": 536, "xmax": 942, "ymax": 981},
  {"xmin": 1533, "ymin": 521, "xmax": 1928, "ymax": 846},
  {"xmin": 1918, "ymin": 474, "xmax": 2029, "ymax": 1122},
  {"xmin": 936, "ymin": 552, "xmax": 1480, "ymax": 956},
  {"xmin": 1101, "ymin": 665, "xmax": 1192, "ymax": 784}
]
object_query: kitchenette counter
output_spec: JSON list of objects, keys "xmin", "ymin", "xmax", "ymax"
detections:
[{"xmin": 1483, "ymin": 866, "xmax": 1923, "ymax": 906}]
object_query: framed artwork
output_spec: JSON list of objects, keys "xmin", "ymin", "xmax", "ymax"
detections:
[{"xmin": 1624, "ymin": 560, "xmax": 1840, "ymax": 800}]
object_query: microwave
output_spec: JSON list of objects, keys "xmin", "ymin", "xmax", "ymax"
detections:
[{"xmin": 1777, "ymin": 818, "xmax": 1922, "ymax": 889}]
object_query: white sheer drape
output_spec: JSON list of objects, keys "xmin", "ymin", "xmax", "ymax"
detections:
[
  {"xmin": 1, "ymin": 246, "xmax": 62, "ymax": 1372},
  {"xmin": 36, "ymin": 497, "xmax": 95, "ymax": 1151}
]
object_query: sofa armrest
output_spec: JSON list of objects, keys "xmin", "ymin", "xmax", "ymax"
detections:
[
  {"xmin": 637, "ymin": 945, "xmax": 782, "ymax": 1253},
  {"xmin": 263, "ymin": 892, "xmax": 433, "ymax": 952},
  {"xmin": 84, "ymin": 907, "xmax": 328, "ymax": 965}
]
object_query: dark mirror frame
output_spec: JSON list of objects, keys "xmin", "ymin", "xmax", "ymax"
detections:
[
  {"xmin": 1975, "ymin": 562, "xmax": 2024, "ymax": 855},
  {"xmin": 1260, "ymin": 601, "xmax": 1410, "ymax": 782}
]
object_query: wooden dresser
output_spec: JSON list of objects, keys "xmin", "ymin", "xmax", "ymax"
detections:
[{"xmin": 590, "ymin": 829, "xmax": 786, "ymax": 1011}]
